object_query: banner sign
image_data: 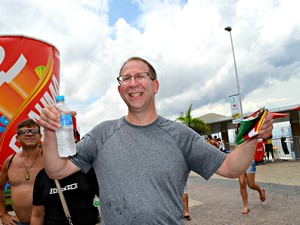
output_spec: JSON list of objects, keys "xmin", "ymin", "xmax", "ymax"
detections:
[
  {"xmin": 229, "ymin": 94, "xmax": 242, "ymax": 125},
  {"xmin": 0, "ymin": 35, "xmax": 60, "ymax": 169}
]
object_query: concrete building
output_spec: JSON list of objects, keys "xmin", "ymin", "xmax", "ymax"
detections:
[{"xmin": 199, "ymin": 104, "xmax": 300, "ymax": 159}]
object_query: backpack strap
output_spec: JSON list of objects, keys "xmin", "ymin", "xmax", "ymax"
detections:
[{"xmin": 7, "ymin": 153, "xmax": 16, "ymax": 170}]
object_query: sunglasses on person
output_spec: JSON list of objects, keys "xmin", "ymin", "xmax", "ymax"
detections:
[{"xmin": 18, "ymin": 129, "xmax": 40, "ymax": 136}]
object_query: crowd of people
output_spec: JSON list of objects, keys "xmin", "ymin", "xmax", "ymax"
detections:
[
  {"xmin": 0, "ymin": 119, "xmax": 100, "ymax": 225},
  {"xmin": 0, "ymin": 56, "xmax": 273, "ymax": 224},
  {"xmin": 206, "ymin": 135, "xmax": 226, "ymax": 153}
]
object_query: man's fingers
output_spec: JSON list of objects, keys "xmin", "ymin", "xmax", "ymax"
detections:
[
  {"xmin": 1, "ymin": 214, "xmax": 18, "ymax": 225},
  {"xmin": 258, "ymin": 112, "xmax": 274, "ymax": 139},
  {"xmin": 38, "ymin": 105, "xmax": 78, "ymax": 131},
  {"xmin": 39, "ymin": 106, "xmax": 61, "ymax": 130}
]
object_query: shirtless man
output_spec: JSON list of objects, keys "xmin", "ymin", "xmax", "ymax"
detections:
[
  {"xmin": 0, "ymin": 119, "xmax": 43, "ymax": 225},
  {"xmin": 206, "ymin": 135, "xmax": 219, "ymax": 148}
]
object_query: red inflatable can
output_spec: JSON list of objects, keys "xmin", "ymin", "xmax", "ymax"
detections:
[{"xmin": 0, "ymin": 35, "xmax": 60, "ymax": 169}]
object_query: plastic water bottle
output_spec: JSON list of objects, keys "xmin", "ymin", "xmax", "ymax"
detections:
[{"xmin": 55, "ymin": 95, "xmax": 76, "ymax": 157}]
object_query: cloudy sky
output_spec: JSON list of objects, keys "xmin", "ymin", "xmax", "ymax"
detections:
[{"xmin": 1, "ymin": 0, "xmax": 300, "ymax": 136}]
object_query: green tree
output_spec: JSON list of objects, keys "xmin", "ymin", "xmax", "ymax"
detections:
[{"xmin": 176, "ymin": 104, "xmax": 210, "ymax": 135}]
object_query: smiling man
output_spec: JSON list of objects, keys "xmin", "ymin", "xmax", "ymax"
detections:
[
  {"xmin": 39, "ymin": 56, "xmax": 273, "ymax": 225},
  {"xmin": 117, "ymin": 57, "xmax": 159, "ymax": 125},
  {"xmin": 0, "ymin": 119, "xmax": 44, "ymax": 225}
]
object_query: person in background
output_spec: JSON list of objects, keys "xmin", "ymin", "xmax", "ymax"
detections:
[
  {"xmin": 238, "ymin": 159, "xmax": 266, "ymax": 214},
  {"xmin": 30, "ymin": 166, "xmax": 99, "ymax": 225},
  {"xmin": 213, "ymin": 136, "xmax": 219, "ymax": 148},
  {"xmin": 217, "ymin": 138, "xmax": 226, "ymax": 153},
  {"xmin": 264, "ymin": 135, "xmax": 274, "ymax": 162},
  {"xmin": 206, "ymin": 135, "xmax": 219, "ymax": 148},
  {"xmin": 38, "ymin": 56, "xmax": 273, "ymax": 224},
  {"xmin": 182, "ymin": 185, "xmax": 191, "ymax": 221},
  {"xmin": 0, "ymin": 119, "xmax": 43, "ymax": 225},
  {"xmin": 31, "ymin": 119, "xmax": 99, "ymax": 225}
]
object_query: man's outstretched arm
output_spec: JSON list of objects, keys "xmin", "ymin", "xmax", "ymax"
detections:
[
  {"xmin": 39, "ymin": 105, "xmax": 80, "ymax": 179},
  {"xmin": 216, "ymin": 112, "xmax": 273, "ymax": 178}
]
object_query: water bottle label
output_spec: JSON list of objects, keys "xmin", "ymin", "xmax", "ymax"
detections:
[{"xmin": 60, "ymin": 114, "xmax": 73, "ymax": 126}]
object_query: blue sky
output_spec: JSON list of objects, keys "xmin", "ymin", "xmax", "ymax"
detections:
[
  {"xmin": 108, "ymin": 0, "xmax": 140, "ymax": 25},
  {"xmin": 1, "ymin": 0, "xmax": 300, "ymax": 137}
]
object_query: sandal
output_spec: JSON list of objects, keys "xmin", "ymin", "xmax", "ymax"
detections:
[
  {"xmin": 241, "ymin": 208, "xmax": 249, "ymax": 214},
  {"xmin": 184, "ymin": 215, "xmax": 192, "ymax": 221}
]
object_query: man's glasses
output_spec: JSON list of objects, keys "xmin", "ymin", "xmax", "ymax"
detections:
[
  {"xmin": 117, "ymin": 72, "xmax": 155, "ymax": 85},
  {"xmin": 18, "ymin": 129, "xmax": 40, "ymax": 136}
]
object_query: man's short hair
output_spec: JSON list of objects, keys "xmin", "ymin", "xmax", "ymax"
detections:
[
  {"xmin": 17, "ymin": 119, "xmax": 40, "ymax": 133},
  {"xmin": 119, "ymin": 56, "xmax": 157, "ymax": 80}
]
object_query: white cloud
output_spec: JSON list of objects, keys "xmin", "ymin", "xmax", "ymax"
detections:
[{"xmin": 1, "ymin": 0, "xmax": 299, "ymax": 136}]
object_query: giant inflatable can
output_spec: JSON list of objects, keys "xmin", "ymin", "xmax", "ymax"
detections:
[{"xmin": 0, "ymin": 35, "xmax": 60, "ymax": 169}]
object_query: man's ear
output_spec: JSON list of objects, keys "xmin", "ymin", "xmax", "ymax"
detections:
[
  {"xmin": 117, "ymin": 85, "xmax": 124, "ymax": 100},
  {"xmin": 154, "ymin": 80, "xmax": 159, "ymax": 94}
]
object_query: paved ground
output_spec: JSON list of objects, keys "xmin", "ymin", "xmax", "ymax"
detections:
[
  {"xmin": 1, "ymin": 160, "xmax": 299, "ymax": 225},
  {"xmin": 184, "ymin": 160, "xmax": 300, "ymax": 225}
]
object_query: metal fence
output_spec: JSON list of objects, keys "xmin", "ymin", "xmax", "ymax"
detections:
[
  {"xmin": 226, "ymin": 136, "xmax": 300, "ymax": 160},
  {"xmin": 269, "ymin": 136, "xmax": 299, "ymax": 160}
]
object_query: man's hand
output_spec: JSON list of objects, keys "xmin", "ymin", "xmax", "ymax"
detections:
[
  {"xmin": 0, "ymin": 213, "xmax": 19, "ymax": 225},
  {"xmin": 257, "ymin": 112, "xmax": 273, "ymax": 139},
  {"xmin": 38, "ymin": 105, "xmax": 77, "ymax": 131}
]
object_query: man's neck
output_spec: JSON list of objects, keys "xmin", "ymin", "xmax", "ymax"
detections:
[
  {"xmin": 126, "ymin": 111, "xmax": 158, "ymax": 126},
  {"xmin": 21, "ymin": 147, "xmax": 40, "ymax": 158}
]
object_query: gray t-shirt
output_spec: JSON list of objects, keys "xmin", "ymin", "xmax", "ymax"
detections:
[{"xmin": 69, "ymin": 116, "xmax": 226, "ymax": 225}]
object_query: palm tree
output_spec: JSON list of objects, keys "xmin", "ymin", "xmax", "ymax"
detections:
[{"xmin": 176, "ymin": 104, "xmax": 210, "ymax": 135}]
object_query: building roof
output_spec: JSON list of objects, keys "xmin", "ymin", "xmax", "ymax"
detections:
[
  {"xmin": 199, "ymin": 113, "xmax": 227, "ymax": 123},
  {"xmin": 197, "ymin": 104, "xmax": 300, "ymax": 133}
]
